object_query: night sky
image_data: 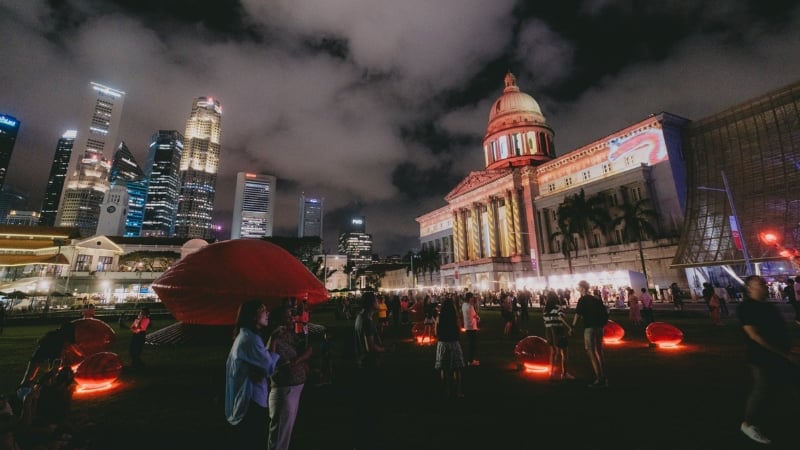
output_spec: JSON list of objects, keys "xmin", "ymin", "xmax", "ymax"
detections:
[{"xmin": 1, "ymin": 0, "xmax": 799, "ymax": 255}]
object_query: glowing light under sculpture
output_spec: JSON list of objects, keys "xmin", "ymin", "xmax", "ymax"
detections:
[
  {"xmin": 409, "ymin": 301, "xmax": 424, "ymax": 323},
  {"xmin": 411, "ymin": 323, "xmax": 435, "ymax": 345},
  {"xmin": 74, "ymin": 352, "xmax": 123, "ymax": 393},
  {"xmin": 603, "ymin": 320, "xmax": 625, "ymax": 344},
  {"xmin": 64, "ymin": 318, "xmax": 116, "ymax": 366},
  {"xmin": 513, "ymin": 336, "xmax": 551, "ymax": 373},
  {"xmin": 151, "ymin": 239, "xmax": 329, "ymax": 325},
  {"xmin": 645, "ymin": 322, "xmax": 684, "ymax": 348}
]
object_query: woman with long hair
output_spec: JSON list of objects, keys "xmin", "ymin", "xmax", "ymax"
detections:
[
  {"xmin": 225, "ymin": 300, "xmax": 280, "ymax": 450},
  {"xmin": 543, "ymin": 291, "xmax": 574, "ymax": 381}
]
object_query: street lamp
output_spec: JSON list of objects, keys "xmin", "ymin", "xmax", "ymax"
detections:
[{"xmin": 698, "ymin": 170, "xmax": 753, "ymax": 275}]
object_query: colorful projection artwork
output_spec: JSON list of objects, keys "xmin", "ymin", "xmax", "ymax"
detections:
[
  {"xmin": 603, "ymin": 320, "xmax": 625, "ymax": 344},
  {"xmin": 151, "ymin": 239, "xmax": 329, "ymax": 325},
  {"xmin": 607, "ymin": 128, "xmax": 668, "ymax": 166},
  {"xmin": 513, "ymin": 336, "xmax": 551, "ymax": 374},
  {"xmin": 645, "ymin": 322, "xmax": 684, "ymax": 348},
  {"xmin": 74, "ymin": 352, "xmax": 123, "ymax": 393}
]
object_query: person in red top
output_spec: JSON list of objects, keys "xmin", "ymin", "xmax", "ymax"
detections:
[
  {"xmin": 293, "ymin": 300, "xmax": 310, "ymax": 348},
  {"xmin": 129, "ymin": 307, "xmax": 151, "ymax": 368},
  {"xmin": 81, "ymin": 303, "xmax": 95, "ymax": 319}
]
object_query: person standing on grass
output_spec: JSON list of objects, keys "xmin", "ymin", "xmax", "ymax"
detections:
[
  {"xmin": 461, "ymin": 292, "xmax": 480, "ymax": 366},
  {"xmin": 544, "ymin": 291, "xmax": 573, "ymax": 381},
  {"xmin": 129, "ymin": 307, "xmax": 150, "ymax": 368},
  {"xmin": 737, "ymin": 275, "xmax": 799, "ymax": 445},
  {"xmin": 435, "ymin": 296, "xmax": 466, "ymax": 399},
  {"xmin": 572, "ymin": 280, "xmax": 609, "ymax": 388},
  {"xmin": 225, "ymin": 300, "xmax": 280, "ymax": 450},
  {"xmin": 267, "ymin": 304, "xmax": 313, "ymax": 450},
  {"xmin": 353, "ymin": 291, "xmax": 389, "ymax": 450},
  {"xmin": 640, "ymin": 288, "xmax": 654, "ymax": 325}
]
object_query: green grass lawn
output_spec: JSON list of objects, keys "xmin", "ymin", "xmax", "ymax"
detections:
[{"xmin": 1, "ymin": 307, "xmax": 798, "ymax": 449}]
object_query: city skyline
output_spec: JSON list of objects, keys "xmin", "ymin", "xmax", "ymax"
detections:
[{"xmin": 1, "ymin": 1, "xmax": 800, "ymax": 255}]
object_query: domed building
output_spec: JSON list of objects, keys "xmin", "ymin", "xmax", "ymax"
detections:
[{"xmin": 417, "ymin": 73, "xmax": 690, "ymax": 292}]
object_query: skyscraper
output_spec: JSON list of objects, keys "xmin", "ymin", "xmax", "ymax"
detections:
[
  {"xmin": 338, "ymin": 216, "xmax": 373, "ymax": 268},
  {"xmin": 175, "ymin": 97, "xmax": 222, "ymax": 239},
  {"xmin": 39, "ymin": 130, "xmax": 76, "ymax": 227},
  {"xmin": 0, "ymin": 113, "xmax": 20, "ymax": 192},
  {"xmin": 142, "ymin": 130, "xmax": 183, "ymax": 237},
  {"xmin": 56, "ymin": 82, "xmax": 125, "ymax": 237},
  {"xmin": 298, "ymin": 194, "xmax": 323, "ymax": 238},
  {"xmin": 105, "ymin": 141, "xmax": 148, "ymax": 236},
  {"xmin": 231, "ymin": 172, "xmax": 276, "ymax": 239}
]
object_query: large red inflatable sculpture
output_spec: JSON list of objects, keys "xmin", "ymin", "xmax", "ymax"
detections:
[
  {"xmin": 152, "ymin": 239, "xmax": 329, "ymax": 325},
  {"xmin": 646, "ymin": 322, "xmax": 684, "ymax": 348},
  {"xmin": 64, "ymin": 318, "xmax": 116, "ymax": 366},
  {"xmin": 603, "ymin": 320, "xmax": 625, "ymax": 345},
  {"xmin": 74, "ymin": 352, "xmax": 123, "ymax": 392}
]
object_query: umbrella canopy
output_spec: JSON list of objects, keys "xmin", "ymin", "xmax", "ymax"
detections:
[{"xmin": 151, "ymin": 239, "xmax": 329, "ymax": 325}]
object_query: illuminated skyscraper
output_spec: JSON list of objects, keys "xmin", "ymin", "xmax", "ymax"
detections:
[
  {"xmin": 142, "ymin": 130, "xmax": 183, "ymax": 237},
  {"xmin": 298, "ymin": 194, "xmax": 323, "ymax": 238},
  {"xmin": 0, "ymin": 113, "xmax": 20, "ymax": 192},
  {"xmin": 39, "ymin": 130, "xmax": 76, "ymax": 226},
  {"xmin": 175, "ymin": 97, "xmax": 222, "ymax": 239},
  {"xmin": 56, "ymin": 82, "xmax": 125, "ymax": 237},
  {"xmin": 231, "ymin": 172, "xmax": 276, "ymax": 239},
  {"xmin": 338, "ymin": 216, "xmax": 373, "ymax": 268},
  {"xmin": 103, "ymin": 142, "xmax": 148, "ymax": 236}
]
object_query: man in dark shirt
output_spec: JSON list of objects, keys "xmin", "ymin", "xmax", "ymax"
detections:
[
  {"xmin": 572, "ymin": 280, "xmax": 609, "ymax": 388},
  {"xmin": 737, "ymin": 275, "xmax": 798, "ymax": 445},
  {"xmin": 353, "ymin": 292, "xmax": 387, "ymax": 450}
]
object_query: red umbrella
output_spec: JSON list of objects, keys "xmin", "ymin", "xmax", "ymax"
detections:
[{"xmin": 151, "ymin": 239, "xmax": 329, "ymax": 325}]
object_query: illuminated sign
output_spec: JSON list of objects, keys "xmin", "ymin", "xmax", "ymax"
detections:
[
  {"xmin": 352, "ymin": 219, "xmax": 363, "ymax": 225},
  {"xmin": 245, "ymin": 173, "xmax": 257, "ymax": 178},
  {"xmin": 0, "ymin": 115, "xmax": 18, "ymax": 128},
  {"xmin": 63, "ymin": 130, "xmax": 77, "ymax": 138}
]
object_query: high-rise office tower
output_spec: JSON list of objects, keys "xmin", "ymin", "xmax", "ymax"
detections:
[
  {"xmin": 0, "ymin": 186, "xmax": 27, "ymax": 223},
  {"xmin": 39, "ymin": 130, "xmax": 77, "ymax": 226},
  {"xmin": 56, "ymin": 82, "xmax": 125, "ymax": 237},
  {"xmin": 103, "ymin": 141, "xmax": 148, "ymax": 236},
  {"xmin": 298, "ymin": 194, "xmax": 323, "ymax": 238},
  {"xmin": 231, "ymin": 172, "xmax": 276, "ymax": 239},
  {"xmin": 338, "ymin": 216, "xmax": 373, "ymax": 268},
  {"xmin": 175, "ymin": 97, "xmax": 222, "ymax": 239},
  {"xmin": 0, "ymin": 113, "xmax": 20, "ymax": 192},
  {"xmin": 142, "ymin": 130, "xmax": 183, "ymax": 237}
]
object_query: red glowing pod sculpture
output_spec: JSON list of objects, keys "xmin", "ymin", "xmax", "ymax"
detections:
[
  {"xmin": 151, "ymin": 239, "xmax": 329, "ymax": 325},
  {"xmin": 645, "ymin": 322, "xmax": 684, "ymax": 348},
  {"xmin": 603, "ymin": 320, "xmax": 625, "ymax": 344},
  {"xmin": 74, "ymin": 352, "xmax": 123, "ymax": 392},
  {"xmin": 64, "ymin": 318, "xmax": 116, "ymax": 366},
  {"xmin": 513, "ymin": 336, "xmax": 551, "ymax": 373}
]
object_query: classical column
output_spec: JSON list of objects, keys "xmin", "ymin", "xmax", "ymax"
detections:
[
  {"xmin": 452, "ymin": 210, "xmax": 461, "ymax": 263},
  {"xmin": 470, "ymin": 204, "xmax": 481, "ymax": 259},
  {"xmin": 486, "ymin": 196, "xmax": 497, "ymax": 257},
  {"xmin": 504, "ymin": 190, "xmax": 517, "ymax": 256},
  {"xmin": 511, "ymin": 188, "xmax": 522, "ymax": 255}
]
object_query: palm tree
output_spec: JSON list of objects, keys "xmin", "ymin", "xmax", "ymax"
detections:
[
  {"xmin": 611, "ymin": 198, "xmax": 659, "ymax": 281},
  {"xmin": 562, "ymin": 189, "xmax": 610, "ymax": 265},
  {"xmin": 417, "ymin": 247, "xmax": 441, "ymax": 284},
  {"xmin": 550, "ymin": 203, "xmax": 580, "ymax": 274}
]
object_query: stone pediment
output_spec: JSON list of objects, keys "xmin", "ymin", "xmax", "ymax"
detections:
[{"xmin": 445, "ymin": 169, "xmax": 510, "ymax": 201}]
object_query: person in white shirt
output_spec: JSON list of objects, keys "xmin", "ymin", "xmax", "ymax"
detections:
[
  {"xmin": 640, "ymin": 288, "xmax": 655, "ymax": 325},
  {"xmin": 461, "ymin": 292, "xmax": 480, "ymax": 366}
]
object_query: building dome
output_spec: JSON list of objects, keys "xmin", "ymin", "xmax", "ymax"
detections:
[
  {"xmin": 487, "ymin": 73, "xmax": 544, "ymax": 125},
  {"xmin": 483, "ymin": 73, "xmax": 555, "ymax": 170}
]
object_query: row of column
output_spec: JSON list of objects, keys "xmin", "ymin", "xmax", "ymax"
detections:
[{"xmin": 452, "ymin": 189, "xmax": 524, "ymax": 263}]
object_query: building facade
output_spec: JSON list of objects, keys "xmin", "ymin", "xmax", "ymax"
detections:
[
  {"xmin": 142, "ymin": 130, "xmax": 184, "ymax": 237},
  {"xmin": 175, "ymin": 97, "xmax": 222, "ymax": 239},
  {"xmin": 39, "ymin": 130, "xmax": 77, "ymax": 227},
  {"xmin": 418, "ymin": 73, "xmax": 689, "ymax": 292},
  {"xmin": 56, "ymin": 82, "xmax": 126, "ymax": 237},
  {"xmin": 338, "ymin": 216, "xmax": 373, "ymax": 269},
  {"xmin": 106, "ymin": 142, "xmax": 148, "ymax": 237},
  {"xmin": 0, "ymin": 113, "xmax": 20, "ymax": 192},
  {"xmin": 672, "ymin": 79, "xmax": 800, "ymax": 288},
  {"xmin": 298, "ymin": 194, "xmax": 323, "ymax": 238},
  {"xmin": 231, "ymin": 172, "xmax": 276, "ymax": 239}
]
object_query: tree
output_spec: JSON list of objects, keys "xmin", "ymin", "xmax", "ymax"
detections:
[
  {"xmin": 550, "ymin": 203, "xmax": 580, "ymax": 274},
  {"xmin": 309, "ymin": 256, "xmax": 338, "ymax": 285},
  {"xmin": 417, "ymin": 247, "xmax": 441, "ymax": 284},
  {"xmin": 611, "ymin": 198, "xmax": 659, "ymax": 281},
  {"xmin": 560, "ymin": 189, "xmax": 610, "ymax": 266}
]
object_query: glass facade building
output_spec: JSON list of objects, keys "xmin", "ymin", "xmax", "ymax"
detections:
[
  {"xmin": 0, "ymin": 113, "xmax": 20, "ymax": 192},
  {"xmin": 672, "ymin": 80, "xmax": 800, "ymax": 278},
  {"xmin": 109, "ymin": 142, "xmax": 148, "ymax": 237},
  {"xmin": 231, "ymin": 172, "xmax": 276, "ymax": 239},
  {"xmin": 298, "ymin": 194, "xmax": 323, "ymax": 238},
  {"xmin": 40, "ymin": 130, "xmax": 76, "ymax": 227},
  {"xmin": 142, "ymin": 130, "xmax": 183, "ymax": 237}
]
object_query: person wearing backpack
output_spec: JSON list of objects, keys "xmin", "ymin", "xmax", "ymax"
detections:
[{"xmin": 572, "ymin": 280, "xmax": 609, "ymax": 388}]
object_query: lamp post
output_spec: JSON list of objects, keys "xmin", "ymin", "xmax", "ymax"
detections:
[{"xmin": 698, "ymin": 170, "xmax": 753, "ymax": 275}]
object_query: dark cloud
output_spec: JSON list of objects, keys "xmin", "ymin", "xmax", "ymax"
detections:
[{"xmin": 1, "ymin": 0, "xmax": 799, "ymax": 255}]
